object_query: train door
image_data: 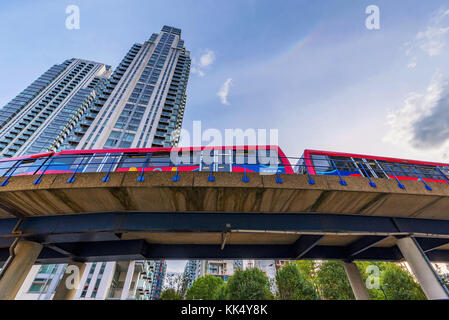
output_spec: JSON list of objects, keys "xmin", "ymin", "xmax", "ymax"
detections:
[
  {"xmin": 216, "ymin": 149, "xmax": 232, "ymax": 172},
  {"xmin": 373, "ymin": 160, "xmax": 390, "ymax": 179},
  {"xmin": 82, "ymin": 153, "xmax": 119, "ymax": 173},
  {"xmin": 361, "ymin": 159, "xmax": 378, "ymax": 178},
  {"xmin": 200, "ymin": 149, "xmax": 214, "ymax": 172}
]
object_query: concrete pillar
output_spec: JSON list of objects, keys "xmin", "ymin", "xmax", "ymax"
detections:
[
  {"xmin": 121, "ymin": 261, "xmax": 135, "ymax": 300},
  {"xmin": 52, "ymin": 262, "xmax": 87, "ymax": 300},
  {"xmin": 343, "ymin": 262, "xmax": 370, "ymax": 300},
  {"xmin": 397, "ymin": 237, "xmax": 449, "ymax": 300},
  {"xmin": 0, "ymin": 241, "xmax": 43, "ymax": 300}
]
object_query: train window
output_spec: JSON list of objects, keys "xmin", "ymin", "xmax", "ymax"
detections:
[
  {"xmin": 170, "ymin": 151, "xmax": 200, "ymax": 166},
  {"xmin": 14, "ymin": 158, "xmax": 49, "ymax": 176},
  {"xmin": 82, "ymin": 154, "xmax": 122, "ymax": 173},
  {"xmin": 332, "ymin": 156, "xmax": 358, "ymax": 173},
  {"xmin": 49, "ymin": 155, "xmax": 85, "ymax": 172},
  {"xmin": 234, "ymin": 149, "xmax": 257, "ymax": 165},
  {"xmin": 417, "ymin": 166, "xmax": 441, "ymax": 180},
  {"xmin": 217, "ymin": 150, "xmax": 232, "ymax": 172},
  {"xmin": 201, "ymin": 150, "xmax": 214, "ymax": 171},
  {"xmin": 311, "ymin": 154, "xmax": 333, "ymax": 173},
  {"xmin": 367, "ymin": 160, "xmax": 388, "ymax": 178},
  {"xmin": 0, "ymin": 159, "xmax": 17, "ymax": 177},
  {"xmin": 148, "ymin": 152, "xmax": 174, "ymax": 167},
  {"xmin": 118, "ymin": 154, "xmax": 149, "ymax": 169},
  {"xmin": 257, "ymin": 148, "xmax": 280, "ymax": 166}
]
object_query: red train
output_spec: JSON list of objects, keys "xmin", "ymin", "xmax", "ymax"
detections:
[{"xmin": 0, "ymin": 146, "xmax": 448, "ymax": 185}]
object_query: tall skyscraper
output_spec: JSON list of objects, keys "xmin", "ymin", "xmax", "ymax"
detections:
[
  {"xmin": 0, "ymin": 59, "xmax": 111, "ymax": 157},
  {"xmin": 5, "ymin": 25, "xmax": 190, "ymax": 300},
  {"xmin": 183, "ymin": 260, "xmax": 202, "ymax": 289},
  {"xmin": 78, "ymin": 25, "xmax": 191, "ymax": 150},
  {"xmin": 61, "ymin": 44, "xmax": 143, "ymax": 150}
]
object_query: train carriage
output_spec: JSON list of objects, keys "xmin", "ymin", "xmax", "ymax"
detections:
[
  {"xmin": 298, "ymin": 149, "xmax": 449, "ymax": 184},
  {"xmin": 0, "ymin": 145, "xmax": 293, "ymax": 178}
]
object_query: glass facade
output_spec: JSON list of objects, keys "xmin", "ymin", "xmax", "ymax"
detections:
[
  {"xmin": 0, "ymin": 59, "xmax": 111, "ymax": 157},
  {"xmin": 79, "ymin": 25, "xmax": 191, "ymax": 150}
]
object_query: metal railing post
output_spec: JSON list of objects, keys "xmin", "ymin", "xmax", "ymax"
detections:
[
  {"xmin": 0, "ymin": 160, "xmax": 23, "ymax": 187},
  {"xmin": 137, "ymin": 153, "xmax": 150, "ymax": 182},
  {"xmin": 172, "ymin": 164, "xmax": 180, "ymax": 182},
  {"xmin": 331, "ymin": 159, "xmax": 347, "ymax": 186},
  {"xmin": 67, "ymin": 156, "xmax": 86, "ymax": 183},
  {"xmin": 276, "ymin": 171, "xmax": 283, "ymax": 184},
  {"xmin": 303, "ymin": 158, "xmax": 315, "ymax": 185},
  {"xmin": 102, "ymin": 155, "xmax": 116, "ymax": 183},
  {"xmin": 412, "ymin": 166, "xmax": 432, "ymax": 191},
  {"xmin": 208, "ymin": 161, "xmax": 215, "ymax": 182},
  {"xmin": 33, "ymin": 157, "xmax": 54, "ymax": 185},
  {"xmin": 436, "ymin": 167, "xmax": 449, "ymax": 185},
  {"xmin": 385, "ymin": 164, "xmax": 405, "ymax": 190},
  {"xmin": 359, "ymin": 163, "xmax": 376, "ymax": 188},
  {"xmin": 242, "ymin": 167, "xmax": 249, "ymax": 183}
]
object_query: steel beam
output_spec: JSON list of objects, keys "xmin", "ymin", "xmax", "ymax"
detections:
[
  {"xmin": 415, "ymin": 238, "xmax": 449, "ymax": 252},
  {"xmin": 346, "ymin": 235, "xmax": 390, "ymax": 258},
  {"xmin": 293, "ymin": 235, "xmax": 324, "ymax": 259}
]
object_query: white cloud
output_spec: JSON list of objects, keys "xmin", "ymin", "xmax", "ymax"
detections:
[
  {"xmin": 405, "ymin": 7, "xmax": 449, "ymax": 67},
  {"xmin": 416, "ymin": 26, "xmax": 449, "ymax": 56},
  {"xmin": 191, "ymin": 49, "xmax": 215, "ymax": 77},
  {"xmin": 199, "ymin": 49, "xmax": 215, "ymax": 68},
  {"xmin": 191, "ymin": 66, "xmax": 204, "ymax": 77},
  {"xmin": 217, "ymin": 77, "xmax": 232, "ymax": 105},
  {"xmin": 384, "ymin": 70, "xmax": 449, "ymax": 149}
]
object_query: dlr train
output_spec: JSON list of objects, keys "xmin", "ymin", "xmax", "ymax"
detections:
[{"xmin": 0, "ymin": 145, "xmax": 448, "ymax": 184}]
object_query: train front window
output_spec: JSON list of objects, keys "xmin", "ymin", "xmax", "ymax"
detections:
[
  {"xmin": 311, "ymin": 154, "xmax": 333, "ymax": 173},
  {"xmin": 331, "ymin": 156, "xmax": 358, "ymax": 174}
]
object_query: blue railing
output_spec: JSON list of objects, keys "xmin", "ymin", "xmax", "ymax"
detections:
[{"xmin": 0, "ymin": 152, "xmax": 447, "ymax": 192}]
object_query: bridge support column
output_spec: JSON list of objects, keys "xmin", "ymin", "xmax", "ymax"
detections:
[
  {"xmin": 0, "ymin": 241, "xmax": 43, "ymax": 300},
  {"xmin": 52, "ymin": 262, "xmax": 87, "ymax": 300},
  {"xmin": 397, "ymin": 237, "xmax": 449, "ymax": 300},
  {"xmin": 343, "ymin": 262, "xmax": 370, "ymax": 300}
]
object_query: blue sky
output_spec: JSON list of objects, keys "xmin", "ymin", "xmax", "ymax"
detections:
[{"xmin": 2, "ymin": 1, "xmax": 449, "ymax": 271}]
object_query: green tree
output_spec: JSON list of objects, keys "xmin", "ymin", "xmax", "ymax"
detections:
[
  {"xmin": 276, "ymin": 263, "xmax": 319, "ymax": 300},
  {"xmin": 292, "ymin": 260, "xmax": 316, "ymax": 282},
  {"xmin": 315, "ymin": 261, "xmax": 354, "ymax": 300},
  {"xmin": 381, "ymin": 263, "xmax": 426, "ymax": 300},
  {"xmin": 226, "ymin": 268, "xmax": 274, "ymax": 300},
  {"xmin": 160, "ymin": 288, "xmax": 183, "ymax": 300},
  {"xmin": 355, "ymin": 261, "xmax": 426, "ymax": 300},
  {"xmin": 185, "ymin": 275, "xmax": 224, "ymax": 300},
  {"xmin": 213, "ymin": 283, "xmax": 228, "ymax": 300}
]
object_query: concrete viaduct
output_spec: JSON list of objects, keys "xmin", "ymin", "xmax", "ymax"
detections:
[{"xmin": 0, "ymin": 170, "xmax": 449, "ymax": 300}]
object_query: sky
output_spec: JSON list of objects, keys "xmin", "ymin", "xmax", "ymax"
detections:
[{"xmin": 2, "ymin": 1, "xmax": 449, "ymax": 271}]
